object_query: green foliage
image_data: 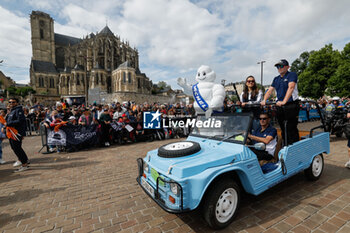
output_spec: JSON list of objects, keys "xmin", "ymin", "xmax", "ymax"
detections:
[
  {"xmin": 157, "ymin": 81, "xmax": 171, "ymax": 90},
  {"xmin": 6, "ymin": 86, "xmax": 17, "ymax": 95},
  {"xmin": 326, "ymin": 61, "xmax": 350, "ymax": 97},
  {"xmin": 5, "ymin": 86, "xmax": 36, "ymax": 97},
  {"xmin": 290, "ymin": 51, "xmax": 311, "ymax": 76},
  {"xmin": 296, "ymin": 44, "xmax": 341, "ymax": 99}
]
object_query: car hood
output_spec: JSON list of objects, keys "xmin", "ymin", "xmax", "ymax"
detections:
[{"xmin": 146, "ymin": 136, "xmax": 244, "ymax": 179}]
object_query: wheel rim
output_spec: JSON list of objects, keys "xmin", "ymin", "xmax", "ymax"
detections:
[
  {"xmin": 312, "ymin": 155, "xmax": 323, "ymax": 177},
  {"xmin": 215, "ymin": 188, "xmax": 238, "ymax": 223},
  {"xmin": 163, "ymin": 142, "xmax": 193, "ymax": 151}
]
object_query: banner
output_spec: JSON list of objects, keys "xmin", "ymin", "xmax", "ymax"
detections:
[{"xmin": 47, "ymin": 124, "xmax": 99, "ymax": 146}]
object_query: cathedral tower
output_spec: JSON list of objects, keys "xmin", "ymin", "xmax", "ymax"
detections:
[{"xmin": 30, "ymin": 11, "xmax": 56, "ymax": 64}]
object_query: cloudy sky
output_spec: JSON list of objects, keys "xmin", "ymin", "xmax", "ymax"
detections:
[{"xmin": 0, "ymin": 0, "xmax": 350, "ymax": 89}]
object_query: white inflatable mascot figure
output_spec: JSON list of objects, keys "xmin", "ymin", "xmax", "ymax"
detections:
[{"xmin": 177, "ymin": 65, "xmax": 226, "ymax": 118}]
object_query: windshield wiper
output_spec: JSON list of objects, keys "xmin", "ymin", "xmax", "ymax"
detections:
[
  {"xmin": 202, "ymin": 134, "xmax": 224, "ymax": 142},
  {"xmin": 217, "ymin": 133, "xmax": 243, "ymax": 145}
]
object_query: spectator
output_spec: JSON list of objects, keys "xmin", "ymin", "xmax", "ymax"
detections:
[
  {"xmin": 99, "ymin": 108, "xmax": 112, "ymax": 147},
  {"xmin": 78, "ymin": 108, "xmax": 93, "ymax": 126},
  {"xmin": 6, "ymin": 97, "xmax": 30, "ymax": 172},
  {"xmin": 118, "ymin": 113, "xmax": 134, "ymax": 143},
  {"xmin": 113, "ymin": 105, "xmax": 126, "ymax": 120},
  {"xmin": 0, "ymin": 109, "xmax": 7, "ymax": 164},
  {"xmin": 346, "ymin": 111, "xmax": 350, "ymax": 169},
  {"xmin": 68, "ymin": 115, "xmax": 77, "ymax": 125}
]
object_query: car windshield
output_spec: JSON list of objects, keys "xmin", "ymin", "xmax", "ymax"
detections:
[{"xmin": 190, "ymin": 113, "xmax": 252, "ymax": 143}]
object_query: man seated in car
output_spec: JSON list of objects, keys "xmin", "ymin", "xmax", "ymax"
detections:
[{"xmin": 247, "ymin": 112, "xmax": 277, "ymax": 161}]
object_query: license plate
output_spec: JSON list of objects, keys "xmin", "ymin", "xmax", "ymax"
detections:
[
  {"xmin": 151, "ymin": 168, "xmax": 165, "ymax": 186},
  {"xmin": 141, "ymin": 179, "xmax": 154, "ymax": 197}
]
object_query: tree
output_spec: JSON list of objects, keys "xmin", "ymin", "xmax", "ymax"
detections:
[
  {"xmin": 157, "ymin": 81, "xmax": 171, "ymax": 90},
  {"xmin": 326, "ymin": 62, "xmax": 350, "ymax": 97},
  {"xmin": 5, "ymin": 86, "xmax": 36, "ymax": 97},
  {"xmin": 290, "ymin": 51, "xmax": 311, "ymax": 76},
  {"xmin": 297, "ymin": 44, "xmax": 340, "ymax": 99},
  {"xmin": 326, "ymin": 42, "xmax": 350, "ymax": 97},
  {"xmin": 6, "ymin": 86, "xmax": 17, "ymax": 95},
  {"xmin": 15, "ymin": 86, "xmax": 36, "ymax": 97}
]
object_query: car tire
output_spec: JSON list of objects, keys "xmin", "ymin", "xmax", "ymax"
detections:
[
  {"xmin": 203, "ymin": 179, "xmax": 240, "ymax": 229},
  {"xmin": 158, "ymin": 141, "xmax": 201, "ymax": 158},
  {"xmin": 305, "ymin": 154, "xmax": 324, "ymax": 181},
  {"xmin": 335, "ymin": 132, "xmax": 343, "ymax": 138}
]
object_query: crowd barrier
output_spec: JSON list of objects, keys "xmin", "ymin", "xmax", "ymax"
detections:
[
  {"xmin": 38, "ymin": 121, "xmax": 50, "ymax": 153},
  {"xmin": 298, "ymin": 109, "xmax": 321, "ymax": 122},
  {"xmin": 39, "ymin": 116, "xmax": 195, "ymax": 153},
  {"xmin": 25, "ymin": 118, "xmax": 38, "ymax": 136}
]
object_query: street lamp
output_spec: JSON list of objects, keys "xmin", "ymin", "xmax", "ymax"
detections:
[{"xmin": 257, "ymin": 61, "xmax": 266, "ymax": 87}]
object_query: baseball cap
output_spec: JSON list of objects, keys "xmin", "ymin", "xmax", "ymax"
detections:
[
  {"xmin": 274, "ymin": 59, "xmax": 289, "ymax": 67},
  {"xmin": 68, "ymin": 116, "xmax": 75, "ymax": 120}
]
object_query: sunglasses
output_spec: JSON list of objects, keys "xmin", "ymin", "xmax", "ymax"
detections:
[
  {"xmin": 276, "ymin": 65, "xmax": 285, "ymax": 69},
  {"xmin": 8, "ymin": 101, "xmax": 16, "ymax": 103},
  {"xmin": 247, "ymin": 80, "xmax": 255, "ymax": 83},
  {"xmin": 259, "ymin": 117, "xmax": 268, "ymax": 120}
]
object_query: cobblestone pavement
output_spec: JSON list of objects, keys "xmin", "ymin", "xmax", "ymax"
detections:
[{"xmin": 0, "ymin": 121, "xmax": 350, "ymax": 233}]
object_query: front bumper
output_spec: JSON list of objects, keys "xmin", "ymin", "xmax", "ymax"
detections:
[{"xmin": 136, "ymin": 158, "xmax": 190, "ymax": 213}]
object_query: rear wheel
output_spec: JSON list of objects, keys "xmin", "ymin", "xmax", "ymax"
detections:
[
  {"xmin": 305, "ymin": 154, "xmax": 324, "ymax": 181},
  {"xmin": 203, "ymin": 179, "xmax": 240, "ymax": 229},
  {"xmin": 335, "ymin": 131, "xmax": 343, "ymax": 138}
]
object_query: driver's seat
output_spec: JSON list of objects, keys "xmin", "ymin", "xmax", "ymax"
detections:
[{"xmin": 259, "ymin": 135, "xmax": 283, "ymax": 166}]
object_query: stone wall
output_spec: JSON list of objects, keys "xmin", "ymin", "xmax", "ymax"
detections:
[{"xmin": 89, "ymin": 91, "xmax": 179, "ymax": 105}]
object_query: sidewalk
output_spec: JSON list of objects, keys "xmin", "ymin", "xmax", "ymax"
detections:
[{"xmin": 0, "ymin": 124, "xmax": 349, "ymax": 232}]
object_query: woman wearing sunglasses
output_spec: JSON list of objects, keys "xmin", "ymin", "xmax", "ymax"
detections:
[{"xmin": 239, "ymin": 75, "xmax": 263, "ymax": 131}]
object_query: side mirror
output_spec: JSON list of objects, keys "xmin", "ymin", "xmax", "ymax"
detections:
[{"xmin": 254, "ymin": 142, "xmax": 266, "ymax": 151}]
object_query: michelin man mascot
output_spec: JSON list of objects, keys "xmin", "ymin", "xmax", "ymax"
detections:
[{"xmin": 177, "ymin": 65, "xmax": 226, "ymax": 118}]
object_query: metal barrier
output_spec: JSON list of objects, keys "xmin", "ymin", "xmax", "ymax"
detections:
[
  {"xmin": 25, "ymin": 118, "xmax": 38, "ymax": 136},
  {"xmin": 38, "ymin": 121, "xmax": 50, "ymax": 153}
]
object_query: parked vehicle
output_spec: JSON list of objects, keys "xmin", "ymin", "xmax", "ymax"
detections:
[
  {"xmin": 136, "ymin": 102, "xmax": 329, "ymax": 229},
  {"xmin": 324, "ymin": 105, "xmax": 348, "ymax": 137}
]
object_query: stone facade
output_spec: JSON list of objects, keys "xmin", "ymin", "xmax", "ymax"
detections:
[
  {"xmin": 29, "ymin": 11, "xmax": 153, "ymax": 101},
  {"xmin": 224, "ymin": 82, "xmax": 244, "ymax": 97},
  {"xmin": 0, "ymin": 71, "xmax": 16, "ymax": 95}
]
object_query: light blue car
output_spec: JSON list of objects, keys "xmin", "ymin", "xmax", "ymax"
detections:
[{"xmin": 137, "ymin": 108, "xmax": 330, "ymax": 229}]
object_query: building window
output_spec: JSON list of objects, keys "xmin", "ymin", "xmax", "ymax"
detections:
[
  {"xmin": 128, "ymin": 73, "xmax": 132, "ymax": 84},
  {"xmin": 76, "ymin": 74, "xmax": 80, "ymax": 85},
  {"xmin": 39, "ymin": 77, "xmax": 44, "ymax": 87},
  {"xmin": 40, "ymin": 29, "xmax": 44, "ymax": 39},
  {"xmin": 49, "ymin": 78, "xmax": 54, "ymax": 88},
  {"xmin": 96, "ymin": 74, "xmax": 99, "ymax": 85},
  {"xmin": 138, "ymin": 78, "xmax": 141, "ymax": 88},
  {"xmin": 123, "ymin": 72, "xmax": 126, "ymax": 83}
]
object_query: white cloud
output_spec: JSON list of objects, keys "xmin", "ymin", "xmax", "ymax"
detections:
[
  {"xmin": 0, "ymin": 6, "xmax": 31, "ymax": 82},
  {"xmin": 118, "ymin": 0, "xmax": 224, "ymax": 68},
  {"xmin": 1, "ymin": 0, "xmax": 350, "ymax": 89}
]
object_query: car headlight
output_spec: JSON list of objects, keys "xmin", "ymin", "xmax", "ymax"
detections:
[
  {"xmin": 144, "ymin": 162, "xmax": 149, "ymax": 173},
  {"xmin": 170, "ymin": 182, "xmax": 180, "ymax": 196}
]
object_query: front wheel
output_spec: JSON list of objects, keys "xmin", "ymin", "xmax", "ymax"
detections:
[
  {"xmin": 305, "ymin": 154, "xmax": 324, "ymax": 181},
  {"xmin": 203, "ymin": 179, "xmax": 240, "ymax": 229}
]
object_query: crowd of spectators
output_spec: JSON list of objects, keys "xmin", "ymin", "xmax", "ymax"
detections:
[
  {"xmin": 22, "ymin": 100, "xmax": 196, "ymax": 152},
  {"xmin": 7, "ymin": 95, "xmax": 348, "ymax": 153}
]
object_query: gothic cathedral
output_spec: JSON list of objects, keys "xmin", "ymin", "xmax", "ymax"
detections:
[{"xmin": 29, "ymin": 11, "xmax": 152, "ymax": 99}]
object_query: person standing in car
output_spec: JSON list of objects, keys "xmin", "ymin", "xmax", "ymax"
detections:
[
  {"xmin": 261, "ymin": 59, "xmax": 299, "ymax": 146},
  {"xmin": 5, "ymin": 98, "xmax": 30, "ymax": 172},
  {"xmin": 238, "ymin": 75, "xmax": 263, "ymax": 131}
]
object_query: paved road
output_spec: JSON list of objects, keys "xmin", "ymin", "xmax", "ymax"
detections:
[{"xmin": 0, "ymin": 121, "xmax": 350, "ymax": 233}]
